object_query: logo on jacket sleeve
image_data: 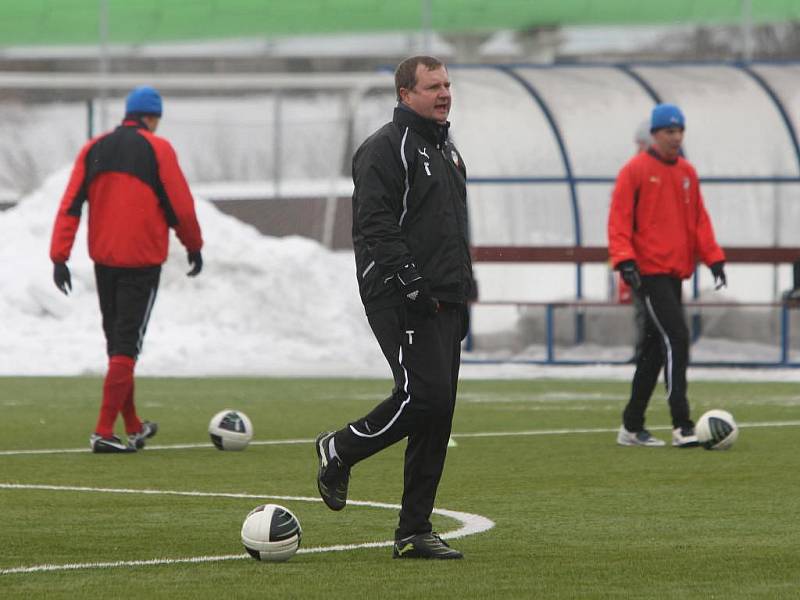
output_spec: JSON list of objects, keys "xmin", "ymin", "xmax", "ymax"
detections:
[{"xmin": 451, "ymin": 150, "xmax": 460, "ymax": 167}]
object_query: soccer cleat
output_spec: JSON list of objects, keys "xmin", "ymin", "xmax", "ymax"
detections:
[
  {"xmin": 616, "ymin": 425, "xmax": 666, "ymax": 447},
  {"xmin": 90, "ymin": 433, "xmax": 136, "ymax": 453},
  {"xmin": 672, "ymin": 426, "xmax": 700, "ymax": 448},
  {"xmin": 315, "ymin": 431, "xmax": 350, "ymax": 511},
  {"xmin": 393, "ymin": 532, "xmax": 463, "ymax": 560},
  {"xmin": 128, "ymin": 420, "xmax": 158, "ymax": 450}
]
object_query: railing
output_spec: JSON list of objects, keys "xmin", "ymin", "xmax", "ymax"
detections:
[
  {"xmin": 466, "ymin": 300, "xmax": 797, "ymax": 368},
  {"xmin": 467, "ymin": 245, "xmax": 800, "ymax": 367}
]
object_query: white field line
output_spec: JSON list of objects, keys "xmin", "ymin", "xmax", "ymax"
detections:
[
  {"xmin": 3, "ymin": 418, "xmax": 799, "ymax": 575},
  {"xmin": 2, "ymin": 420, "xmax": 800, "ymax": 456},
  {"xmin": 452, "ymin": 419, "xmax": 800, "ymax": 438},
  {"xmin": 0, "ymin": 483, "xmax": 494, "ymax": 576}
]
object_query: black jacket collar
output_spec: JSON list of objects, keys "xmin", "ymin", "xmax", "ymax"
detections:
[{"xmin": 394, "ymin": 104, "xmax": 450, "ymax": 148}]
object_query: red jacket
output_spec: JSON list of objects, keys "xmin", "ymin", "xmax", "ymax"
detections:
[
  {"xmin": 50, "ymin": 119, "xmax": 203, "ymax": 267},
  {"xmin": 607, "ymin": 148, "xmax": 724, "ymax": 279}
]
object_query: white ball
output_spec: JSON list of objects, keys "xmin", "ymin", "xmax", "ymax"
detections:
[
  {"xmin": 696, "ymin": 409, "xmax": 739, "ymax": 450},
  {"xmin": 208, "ymin": 409, "xmax": 253, "ymax": 451},
  {"xmin": 241, "ymin": 504, "xmax": 302, "ymax": 562}
]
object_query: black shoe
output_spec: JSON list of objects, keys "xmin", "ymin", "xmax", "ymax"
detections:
[
  {"xmin": 393, "ymin": 532, "xmax": 463, "ymax": 559},
  {"xmin": 90, "ymin": 433, "xmax": 136, "ymax": 453},
  {"xmin": 315, "ymin": 431, "xmax": 350, "ymax": 511},
  {"xmin": 128, "ymin": 421, "xmax": 158, "ymax": 450}
]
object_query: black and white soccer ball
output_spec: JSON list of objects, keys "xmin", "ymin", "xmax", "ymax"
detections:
[
  {"xmin": 241, "ymin": 504, "xmax": 302, "ymax": 562},
  {"xmin": 695, "ymin": 409, "xmax": 739, "ymax": 450},
  {"xmin": 208, "ymin": 409, "xmax": 253, "ymax": 451}
]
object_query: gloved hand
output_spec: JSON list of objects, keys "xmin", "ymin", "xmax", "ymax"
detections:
[
  {"xmin": 617, "ymin": 260, "xmax": 641, "ymax": 291},
  {"xmin": 711, "ymin": 261, "xmax": 726, "ymax": 290},
  {"xmin": 53, "ymin": 262, "xmax": 72, "ymax": 295},
  {"xmin": 396, "ymin": 263, "xmax": 438, "ymax": 317},
  {"xmin": 186, "ymin": 250, "xmax": 203, "ymax": 277}
]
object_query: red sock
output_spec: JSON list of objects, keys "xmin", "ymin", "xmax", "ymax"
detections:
[
  {"xmin": 95, "ymin": 355, "xmax": 135, "ymax": 438},
  {"xmin": 121, "ymin": 373, "xmax": 142, "ymax": 435}
]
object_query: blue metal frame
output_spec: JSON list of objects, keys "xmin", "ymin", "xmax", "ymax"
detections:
[
  {"xmin": 781, "ymin": 303, "xmax": 790, "ymax": 364},
  {"xmin": 493, "ymin": 65, "xmax": 587, "ymax": 341},
  {"xmin": 493, "ymin": 66, "xmax": 583, "ymax": 254},
  {"xmin": 736, "ymin": 63, "xmax": 800, "ymax": 173},
  {"xmin": 615, "ymin": 64, "xmax": 662, "ymax": 103},
  {"xmin": 468, "ymin": 176, "xmax": 800, "ymax": 185},
  {"xmin": 462, "ymin": 302, "xmax": 798, "ymax": 368}
]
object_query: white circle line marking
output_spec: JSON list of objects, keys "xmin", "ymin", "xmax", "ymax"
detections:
[
  {"xmin": 0, "ymin": 483, "xmax": 494, "ymax": 575},
  {"xmin": 1, "ymin": 420, "xmax": 798, "ymax": 456}
]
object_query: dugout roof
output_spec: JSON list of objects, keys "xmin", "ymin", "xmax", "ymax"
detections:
[{"xmin": 436, "ymin": 63, "xmax": 800, "ymax": 250}]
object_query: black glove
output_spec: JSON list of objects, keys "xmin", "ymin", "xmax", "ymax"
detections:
[
  {"xmin": 617, "ymin": 260, "xmax": 641, "ymax": 291},
  {"xmin": 711, "ymin": 261, "xmax": 726, "ymax": 290},
  {"xmin": 186, "ymin": 250, "xmax": 203, "ymax": 277},
  {"xmin": 53, "ymin": 262, "xmax": 72, "ymax": 295},
  {"xmin": 396, "ymin": 263, "xmax": 438, "ymax": 317}
]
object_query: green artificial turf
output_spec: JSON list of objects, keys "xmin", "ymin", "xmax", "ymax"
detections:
[{"xmin": 1, "ymin": 376, "xmax": 799, "ymax": 598}]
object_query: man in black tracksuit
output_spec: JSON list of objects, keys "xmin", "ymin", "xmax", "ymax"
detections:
[{"xmin": 315, "ymin": 56, "xmax": 474, "ymax": 560}]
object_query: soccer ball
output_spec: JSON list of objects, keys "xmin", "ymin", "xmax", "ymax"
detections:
[
  {"xmin": 208, "ymin": 409, "xmax": 253, "ymax": 451},
  {"xmin": 695, "ymin": 409, "xmax": 739, "ymax": 450},
  {"xmin": 241, "ymin": 504, "xmax": 302, "ymax": 562}
]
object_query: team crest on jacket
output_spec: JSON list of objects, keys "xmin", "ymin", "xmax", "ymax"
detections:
[
  {"xmin": 451, "ymin": 150, "xmax": 459, "ymax": 167},
  {"xmin": 683, "ymin": 177, "xmax": 690, "ymax": 202}
]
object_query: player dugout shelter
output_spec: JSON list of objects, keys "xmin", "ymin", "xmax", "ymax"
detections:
[{"xmin": 438, "ymin": 62, "xmax": 800, "ymax": 366}]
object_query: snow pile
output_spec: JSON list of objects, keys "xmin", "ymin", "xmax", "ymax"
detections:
[{"xmin": 0, "ymin": 169, "xmax": 381, "ymax": 376}]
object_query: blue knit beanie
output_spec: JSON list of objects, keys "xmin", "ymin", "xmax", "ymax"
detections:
[
  {"xmin": 125, "ymin": 85, "xmax": 163, "ymax": 116},
  {"xmin": 650, "ymin": 103, "xmax": 684, "ymax": 132}
]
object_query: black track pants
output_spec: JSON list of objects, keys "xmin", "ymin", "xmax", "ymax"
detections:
[
  {"xmin": 623, "ymin": 275, "xmax": 693, "ymax": 431},
  {"xmin": 94, "ymin": 264, "xmax": 161, "ymax": 359},
  {"xmin": 333, "ymin": 303, "xmax": 465, "ymax": 540}
]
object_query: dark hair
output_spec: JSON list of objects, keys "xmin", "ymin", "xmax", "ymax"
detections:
[{"xmin": 394, "ymin": 55, "xmax": 446, "ymax": 101}]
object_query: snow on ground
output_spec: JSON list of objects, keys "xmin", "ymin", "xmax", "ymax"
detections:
[
  {"xmin": 0, "ymin": 170, "xmax": 797, "ymax": 383},
  {"xmin": 0, "ymin": 169, "xmax": 381, "ymax": 377}
]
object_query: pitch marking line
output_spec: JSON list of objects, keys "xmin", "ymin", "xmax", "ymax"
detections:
[
  {"xmin": 0, "ymin": 483, "xmax": 494, "ymax": 576},
  {"xmin": 1, "ymin": 420, "xmax": 799, "ymax": 456}
]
